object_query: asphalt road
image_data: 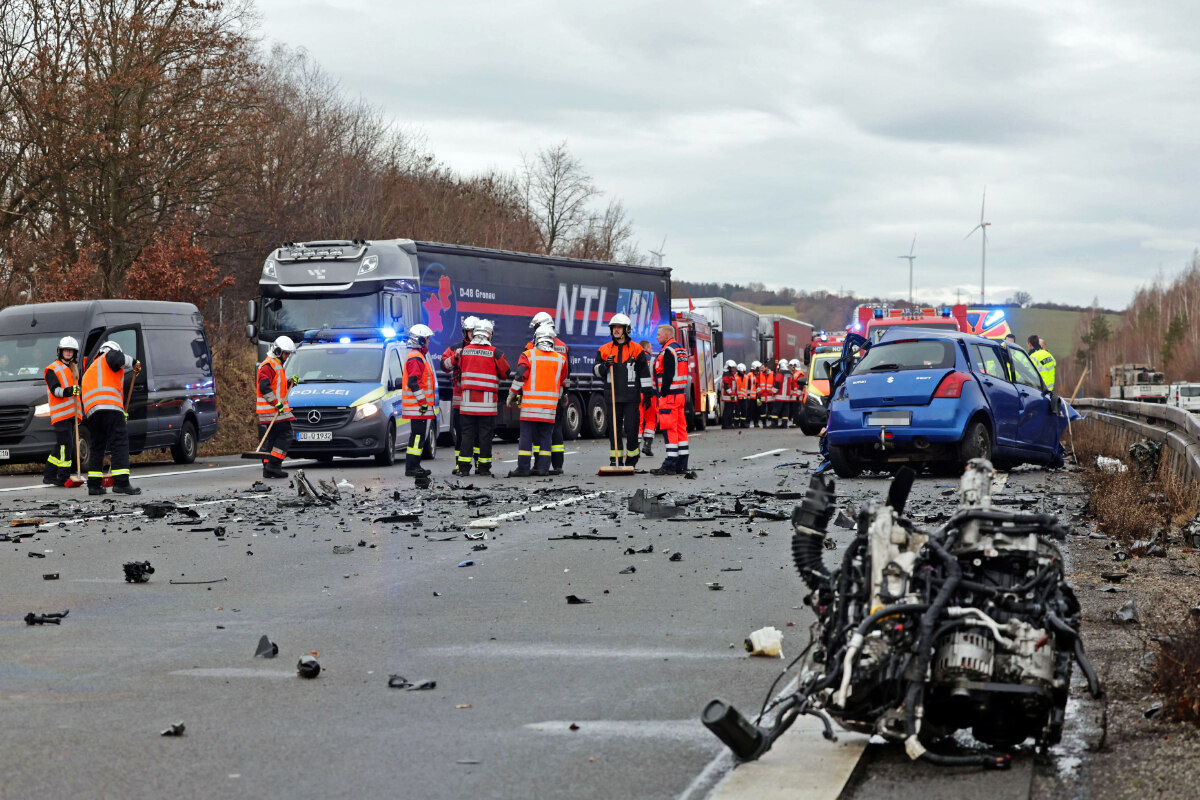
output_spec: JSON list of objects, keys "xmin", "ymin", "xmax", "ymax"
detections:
[{"xmin": 0, "ymin": 426, "xmax": 1080, "ymax": 800}]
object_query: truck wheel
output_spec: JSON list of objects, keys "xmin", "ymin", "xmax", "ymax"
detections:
[
  {"xmin": 584, "ymin": 393, "xmax": 608, "ymax": 439},
  {"xmin": 958, "ymin": 419, "xmax": 992, "ymax": 468},
  {"xmin": 375, "ymin": 423, "xmax": 396, "ymax": 466},
  {"xmin": 563, "ymin": 394, "xmax": 583, "ymax": 441},
  {"xmin": 828, "ymin": 445, "xmax": 862, "ymax": 479},
  {"xmin": 170, "ymin": 419, "xmax": 198, "ymax": 464}
]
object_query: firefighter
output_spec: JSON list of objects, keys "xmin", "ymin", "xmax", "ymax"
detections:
[
  {"xmin": 791, "ymin": 359, "xmax": 807, "ymax": 426},
  {"xmin": 594, "ymin": 313, "xmax": 653, "ymax": 467},
  {"xmin": 651, "ymin": 324, "xmax": 690, "ymax": 475},
  {"xmin": 748, "ymin": 361, "xmax": 764, "ymax": 427},
  {"xmin": 526, "ymin": 313, "xmax": 571, "ymax": 474},
  {"xmin": 772, "ymin": 358, "xmax": 792, "ymax": 428},
  {"xmin": 441, "ymin": 315, "xmax": 479, "ymax": 451},
  {"xmin": 402, "ymin": 324, "xmax": 438, "ymax": 478},
  {"xmin": 255, "ymin": 335, "xmax": 297, "ymax": 479},
  {"xmin": 455, "ymin": 319, "xmax": 510, "ymax": 477},
  {"xmin": 506, "ymin": 323, "xmax": 567, "ymax": 476},
  {"xmin": 736, "ymin": 362, "xmax": 750, "ymax": 427},
  {"xmin": 81, "ymin": 340, "xmax": 142, "ymax": 495},
  {"xmin": 42, "ymin": 336, "xmax": 81, "ymax": 486},
  {"xmin": 1028, "ymin": 335, "xmax": 1057, "ymax": 391},
  {"xmin": 639, "ymin": 338, "xmax": 658, "ymax": 456},
  {"xmin": 758, "ymin": 360, "xmax": 776, "ymax": 427},
  {"xmin": 720, "ymin": 360, "xmax": 738, "ymax": 428}
]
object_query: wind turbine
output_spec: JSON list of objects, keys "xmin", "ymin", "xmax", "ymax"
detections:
[
  {"xmin": 648, "ymin": 235, "xmax": 667, "ymax": 269},
  {"xmin": 964, "ymin": 189, "xmax": 990, "ymax": 304},
  {"xmin": 897, "ymin": 235, "xmax": 916, "ymax": 304}
]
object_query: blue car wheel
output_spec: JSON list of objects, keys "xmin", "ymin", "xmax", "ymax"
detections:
[{"xmin": 958, "ymin": 419, "xmax": 992, "ymax": 468}]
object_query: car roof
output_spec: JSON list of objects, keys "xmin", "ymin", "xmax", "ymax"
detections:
[
  {"xmin": 875, "ymin": 328, "xmax": 1000, "ymax": 348},
  {"xmin": 296, "ymin": 340, "xmax": 394, "ymax": 350}
]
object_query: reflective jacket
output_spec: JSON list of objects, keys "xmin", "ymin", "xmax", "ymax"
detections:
[
  {"xmin": 514, "ymin": 347, "xmax": 566, "ymax": 422},
  {"xmin": 654, "ymin": 339, "xmax": 688, "ymax": 396},
  {"xmin": 774, "ymin": 369, "xmax": 793, "ymax": 401},
  {"xmin": 736, "ymin": 373, "xmax": 750, "ymax": 400},
  {"xmin": 401, "ymin": 350, "xmax": 437, "ymax": 419},
  {"xmin": 82, "ymin": 351, "xmax": 130, "ymax": 417},
  {"xmin": 441, "ymin": 340, "xmax": 468, "ymax": 409},
  {"xmin": 594, "ymin": 340, "xmax": 651, "ymax": 403},
  {"xmin": 1029, "ymin": 348, "xmax": 1057, "ymax": 391},
  {"xmin": 720, "ymin": 371, "xmax": 738, "ymax": 402},
  {"xmin": 255, "ymin": 356, "xmax": 294, "ymax": 422},
  {"xmin": 44, "ymin": 359, "xmax": 81, "ymax": 424},
  {"xmin": 459, "ymin": 344, "xmax": 510, "ymax": 416},
  {"xmin": 757, "ymin": 370, "xmax": 775, "ymax": 401}
]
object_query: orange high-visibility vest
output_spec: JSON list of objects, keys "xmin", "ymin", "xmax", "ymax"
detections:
[
  {"xmin": 81, "ymin": 356, "xmax": 125, "ymax": 416},
  {"xmin": 45, "ymin": 360, "xmax": 81, "ymax": 424},
  {"xmin": 757, "ymin": 370, "xmax": 775, "ymax": 401},
  {"xmin": 255, "ymin": 356, "xmax": 293, "ymax": 422},
  {"xmin": 515, "ymin": 348, "xmax": 565, "ymax": 422},
  {"xmin": 401, "ymin": 351, "xmax": 437, "ymax": 420},
  {"xmin": 654, "ymin": 339, "xmax": 689, "ymax": 395},
  {"xmin": 736, "ymin": 374, "xmax": 749, "ymax": 400}
]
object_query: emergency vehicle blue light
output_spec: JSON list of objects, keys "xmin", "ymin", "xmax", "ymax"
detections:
[
  {"xmin": 381, "ymin": 327, "xmax": 396, "ymax": 339},
  {"xmin": 873, "ymin": 309, "xmax": 883, "ymax": 318},
  {"xmin": 984, "ymin": 310, "xmax": 1005, "ymax": 327},
  {"xmin": 339, "ymin": 337, "xmax": 351, "ymax": 344}
]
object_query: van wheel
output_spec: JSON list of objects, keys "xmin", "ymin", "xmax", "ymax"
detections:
[
  {"xmin": 76, "ymin": 428, "xmax": 91, "ymax": 472},
  {"xmin": 958, "ymin": 420, "xmax": 992, "ymax": 468},
  {"xmin": 375, "ymin": 423, "xmax": 396, "ymax": 466},
  {"xmin": 584, "ymin": 393, "xmax": 608, "ymax": 439},
  {"xmin": 171, "ymin": 420, "xmax": 198, "ymax": 464},
  {"xmin": 563, "ymin": 394, "xmax": 583, "ymax": 441},
  {"xmin": 828, "ymin": 445, "xmax": 862, "ymax": 479}
]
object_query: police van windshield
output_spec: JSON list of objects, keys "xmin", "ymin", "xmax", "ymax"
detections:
[
  {"xmin": 261, "ymin": 296, "xmax": 378, "ymax": 333},
  {"xmin": 287, "ymin": 348, "xmax": 383, "ymax": 383},
  {"xmin": 867, "ymin": 320, "xmax": 957, "ymax": 344},
  {"xmin": 0, "ymin": 334, "xmax": 67, "ymax": 382}
]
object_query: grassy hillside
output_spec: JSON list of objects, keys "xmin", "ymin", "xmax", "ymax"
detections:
[{"xmin": 1005, "ymin": 308, "xmax": 1123, "ymax": 360}]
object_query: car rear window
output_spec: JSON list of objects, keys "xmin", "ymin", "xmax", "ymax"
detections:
[
  {"xmin": 852, "ymin": 340, "xmax": 955, "ymax": 374},
  {"xmin": 867, "ymin": 320, "xmax": 957, "ymax": 344}
]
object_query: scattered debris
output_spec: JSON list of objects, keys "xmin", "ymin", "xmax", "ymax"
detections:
[
  {"xmin": 387, "ymin": 675, "xmax": 436, "ymax": 690},
  {"xmin": 628, "ymin": 489, "xmax": 682, "ymax": 519},
  {"xmin": 710, "ymin": 530, "xmax": 731, "ymax": 538},
  {"xmin": 744, "ymin": 625, "xmax": 783, "ymax": 658},
  {"xmin": 1113, "ymin": 600, "xmax": 1140, "ymax": 625},
  {"xmin": 123, "ymin": 561, "xmax": 154, "ymax": 583},
  {"xmin": 1101, "ymin": 572, "xmax": 1128, "ymax": 583},
  {"xmin": 296, "ymin": 655, "xmax": 321, "ymax": 679},
  {"xmin": 160, "ymin": 722, "xmax": 186, "ymax": 737},
  {"xmin": 1095, "ymin": 456, "xmax": 1128, "ymax": 473},
  {"xmin": 669, "ymin": 552, "xmax": 683, "ymax": 562},
  {"xmin": 458, "ymin": 560, "xmax": 474, "ymax": 568},
  {"xmin": 27, "ymin": 551, "xmax": 45, "ymax": 558},
  {"xmin": 548, "ymin": 532, "xmax": 618, "ymax": 541},
  {"xmin": 255, "ymin": 635, "xmax": 279, "ymax": 658},
  {"xmin": 1143, "ymin": 702, "xmax": 1163, "ymax": 720},
  {"xmin": 375, "ymin": 514, "xmax": 421, "ymax": 524},
  {"xmin": 42, "ymin": 573, "xmax": 59, "ymax": 580},
  {"xmin": 25, "ymin": 610, "xmax": 69, "ymax": 626},
  {"xmin": 619, "ymin": 566, "xmax": 636, "ymax": 574},
  {"xmin": 565, "ymin": 595, "xmax": 591, "ymax": 605},
  {"xmin": 332, "ymin": 545, "xmax": 354, "ymax": 554},
  {"xmin": 623, "ymin": 545, "xmax": 653, "ymax": 555},
  {"xmin": 706, "ymin": 582, "xmax": 723, "ymax": 591},
  {"xmin": 833, "ymin": 510, "xmax": 855, "ymax": 529},
  {"xmin": 1128, "ymin": 439, "xmax": 1162, "ymax": 480},
  {"xmin": 747, "ymin": 508, "xmax": 787, "ymax": 521},
  {"xmin": 168, "ymin": 577, "xmax": 227, "ymax": 585},
  {"xmin": 10, "ymin": 518, "xmax": 43, "ymax": 527}
]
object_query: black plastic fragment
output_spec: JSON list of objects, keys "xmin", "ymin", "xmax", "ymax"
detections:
[{"xmin": 255, "ymin": 635, "xmax": 279, "ymax": 658}]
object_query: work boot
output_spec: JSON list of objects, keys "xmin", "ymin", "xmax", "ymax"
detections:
[
  {"xmin": 650, "ymin": 466, "xmax": 680, "ymax": 476},
  {"xmin": 451, "ymin": 466, "xmax": 472, "ymax": 477},
  {"xmin": 641, "ymin": 437, "xmax": 654, "ymax": 457},
  {"xmin": 88, "ymin": 485, "xmax": 106, "ymax": 496},
  {"xmin": 263, "ymin": 463, "xmax": 287, "ymax": 479},
  {"xmin": 112, "ymin": 483, "xmax": 142, "ymax": 495},
  {"xmin": 609, "ymin": 457, "xmax": 618, "ymax": 468},
  {"xmin": 476, "ymin": 467, "xmax": 494, "ymax": 478},
  {"xmin": 675, "ymin": 456, "xmax": 690, "ymax": 475},
  {"xmin": 404, "ymin": 467, "xmax": 430, "ymax": 477},
  {"xmin": 548, "ymin": 467, "xmax": 563, "ymax": 475},
  {"xmin": 507, "ymin": 468, "xmax": 532, "ymax": 478},
  {"xmin": 625, "ymin": 455, "xmax": 639, "ymax": 469}
]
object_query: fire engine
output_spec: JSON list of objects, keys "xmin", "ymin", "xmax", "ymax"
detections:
[{"xmin": 852, "ymin": 304, "xmax": 970, "ymax": 344}]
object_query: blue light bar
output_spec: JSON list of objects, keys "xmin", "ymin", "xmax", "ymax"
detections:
[
  {"xmin": 381, "ymin": 327, "xmax": 397, "ymax": 339},
  {"xmin": 984, "ymin": 310, "xmax": 1005, "ymax": 327},
  {"xmin": 874, "ymin": 309, "xmax": 884, "ymax": 318},
  {"xmin": 338, "ymin": 337, "xmax": 352, "ymax": 344},
  {"xmin": 940, "ymin": 306, "xmax": 951, "ymax": 315}
]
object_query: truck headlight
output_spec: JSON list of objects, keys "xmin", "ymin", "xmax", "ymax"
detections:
[
  {"xmin": 34, "ymin": 402, "xmax": 50, "ymax": 417},
  {"xmin": 353, "ymin": 401, "xmax": 380, "ymax": 421},
  {"xmin": 263, "ymin": 259, "xmax": 276, "ymax": 278}
]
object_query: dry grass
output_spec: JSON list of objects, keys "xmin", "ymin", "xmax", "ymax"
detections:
[
  {"xmin": 1155, "ymin": 614, "xmax": 1200, "ymax": 724},
  {"xmin": 204, "ymin": 328, "xmax": 260, "ymax": 457}
]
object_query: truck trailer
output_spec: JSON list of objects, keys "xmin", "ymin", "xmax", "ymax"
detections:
[
  {"xmin": 248, "ymin": 239, "xmax": 676, "ymax": 442},
  {"xmin": 758, "ymin": 314, "xmax": 813, "ymax": 365},
  {"xmin": 671, "ymin": 297, "xmax": 760, "ymax": 375}
]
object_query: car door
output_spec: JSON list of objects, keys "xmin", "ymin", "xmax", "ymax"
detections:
[
  {"xmin": 387, "ymin": 347, "xmax": 405, "ymax": 424},
  {"xmin": 1007, "ymin": 347, "xmax": 1055, "ymax": 453},
  {"xmin": 92, "ymin": 325, "xmax": 153, "ymax": 452},
  {"xmin": 968, "ymin": 342, "xmax": 1020, "ymax": 448}
]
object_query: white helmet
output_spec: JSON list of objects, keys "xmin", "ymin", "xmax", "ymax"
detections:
[
  {"xmin": 57, "ymin": 336, "xmax": 80, "ymax": 359},
  {"xmin": 608, "ymin": 313, "xmax": 632, "ymax": 339},
  {"xmin": 779, "ymin": 359, "xmax": 789, "ymax": 368},
  {"xmin": 725, "ymin": 359, "xmax": 736, "ymax": 369},
  {"xmin": 751, "ymin": 360, "xmax": 762, "ymax": 369},
  {"xmin": 408, "ymin": 324, "xmax": 434, "ymax": 347},
  {"xmin": 472, "ymin": 319, "xmax": 494, "ymax": 343},
  {"xmin": 737, "ymin": 362, "xmax": 746, "ymax": 372},
  {"xmin": 269, "ymin": 335, "xmax": 296, "ymax": 358},
  {"xmin": 99, "ymin": 340, "xmax": 123, "ymax": 355},
  {"xmin": 530, "ymin": 311, "xmax": 553, "ymax": 330},
  {"xmin": 534, "ymin": 323, "xmax": 556, "ymax": 350},
  {"xmin": 462, "ymin": 315, "xmax": 480, "ymax": 332}
]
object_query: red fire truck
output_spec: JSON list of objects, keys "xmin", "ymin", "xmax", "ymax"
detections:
[
  {"xmin": 669, "ymin": 309, "xmax": 717, "ymax": 430},
  {"xmin": 852, "ymin": 304, "xmax": 970, "ymax": 344}
]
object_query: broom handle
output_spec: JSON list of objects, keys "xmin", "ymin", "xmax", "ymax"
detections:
[
  {"xmin": 609, "ymin": 355, "xmax": 620, "ymax": 458},
  {"xmin": 73, "ymin": 362, "xmax": 81, "ymax": 473},
  {"xmin": 255, "ymin": 409, "xmax": 281, "ymax": 453}
]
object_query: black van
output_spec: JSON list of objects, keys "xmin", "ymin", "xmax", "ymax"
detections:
[{"xmin": 0, "ymin": 300, "xmax": 218, "ymax": 466}]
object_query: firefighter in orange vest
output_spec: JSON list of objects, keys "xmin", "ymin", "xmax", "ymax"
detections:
[
  {"xmin": 772, "ymin": 358, "xmax": 792, "ymax": 428},
  {"xmin": 81, "ymin": 340, "xmax": 142, "ymax": 495},
  {"xmin": 455, "ymin": 319, "xmax": 510, "ymax": 477},
  {"xmin": 757, "ymin": 361, "xmax": 776, "ymax": 427},
  {"xmin": 719, "ymin": 360, "xmax": 738, "ymax": 428},
  {"xmin": 42, "ymin": 336, "xmax": 82, "ymax": 486},
  {"xmin": 506, "ymin": 323, "xmax": 567, "ymax": 476},
  {"xmin": 745, "ymin": 361, "xmax": 762, "ymax": 427},
  {"xmin": 594, "ymin": 313, "xmax": 653, "ymax": 468},
  {"xmin": 736, "ymin": 363, "xmax": 750, "ymax": 427},
  {"xmin": 255, "ymin": 335, "xmax": 297, "ymax": 479},
  {"xmin": 651, "ymin": 325, "xmax": 690, "ymax": 475},
  {"xmin": 638, "ymin": 338, "xmax": 658, "ymax": 456},
  {"xmin": 527, "ymin": 312, "xmax": 572, "ymax": 473},
  {"xmin": 442, "ymin": 315, "xmax": 478, "ymax": 451},
  {"xmin": 401, "ymin": 324, "xmax": 438, "ymax": 478}
]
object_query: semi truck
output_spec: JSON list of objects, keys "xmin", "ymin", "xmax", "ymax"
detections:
[
  {"xmin": 671, "ymin": 297, "xmax": 760, "ymax": 375},
  {"xmin": 248, "ymin": 239, "xmax": 710, "ymax": 442},
  {"xmin": 758, "ymin": 314, "xmax": 813, "ymax": 365},
  {"xmin": 1109, "ymin": 363, "xmax": 1167, "ymax": 403}
]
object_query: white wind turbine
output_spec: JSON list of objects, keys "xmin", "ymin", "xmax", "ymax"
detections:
[
  {"xmin": 964, "ymin": 189, "xmax": 991, "ymax": 304},
  {"xmin": 897, "ymin": 235, "xmax": 916, "ymax": 304},
  {"xmin": 648, "ymin": 235, "xmax": 667, "ymax": 269}
]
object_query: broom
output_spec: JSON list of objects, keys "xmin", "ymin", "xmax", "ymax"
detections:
[
  {"xmin": 597, "ymin": 359, "xmax": 635, "ymax": 476},
  {"xmin": 63, "ymin": 362, "xmax": 86, "ymax": 488},
  {"xmin": 242, "ymin": 408, "xmax": 281, "ymax": 459},
  {"xmin": 102, "ymin": 366, "xmax": 138, "ymax": 488}
]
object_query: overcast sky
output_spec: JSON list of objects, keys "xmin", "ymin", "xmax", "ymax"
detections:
[{"xmin": 254, "ymin": 0, "xmax": 1200, "ymax": 310}]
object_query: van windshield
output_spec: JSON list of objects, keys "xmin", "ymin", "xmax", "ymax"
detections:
[
  {"xmin": 286, "ymin": 347, "xmax": 383, "ymax": 383},
  {"xmin": 0, "ymin": 334, "xmax": 68, "ymax": 382}
]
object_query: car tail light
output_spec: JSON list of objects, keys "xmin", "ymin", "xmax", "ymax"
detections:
[{"xmin": 932, "ymin": 371, "xmax": 972, "ymax": 399}]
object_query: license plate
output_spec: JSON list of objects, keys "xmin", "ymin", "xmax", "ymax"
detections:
[
  {"xmin": 0, "ymin": 449, "xmax": 8, "ymax": 459},
  {"xmin": 296, "ymin": 431, "xmax": 332, "ymax": 442},
  {"xmin": 867, "ymin": 412, "xmax": 911, "ymax": 427}
]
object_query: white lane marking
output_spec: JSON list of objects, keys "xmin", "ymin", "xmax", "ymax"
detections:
[
  {"xmin": 28, "ymin": 497, "xmax": 248, "ymax": 528},
  {"xmin": 421, "ymin": 643, "xmax": 731, "ymax": 660},
  {"xmin": 467, "ymin": 490, "xmax": 606, "ymax": 528},
  {"xmin": 500, "ymin": 450, "xmax": 579, "ymax": 463},
  {"xmin": 525, "ymin": 720, "xmax": 707, "ymax": 741},
  {"xmin": 170, "ymin": 668, "xmax": 296, "ymax": 679},
  {"xmin": 742, "ymin": 448, "xmax": 787, "ymax": 460}
]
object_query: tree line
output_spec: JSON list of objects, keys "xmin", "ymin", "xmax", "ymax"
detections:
[{"xmin": 0, "ymin": 0, "xmax": 640, "ymax": 317}]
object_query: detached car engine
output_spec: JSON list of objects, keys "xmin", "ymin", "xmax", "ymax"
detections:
[{"xmin": 704, "ymin": 460, "xmax": 1103, "ymax": 769}]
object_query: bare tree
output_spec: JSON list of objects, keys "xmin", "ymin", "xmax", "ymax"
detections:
[
  {"xmin": 563, "ymin": 199, "xmax": 635, "ymax": 262},
  {"xmin": 521, "ymin": 141, "xmax": 599, "ymax": 255}
]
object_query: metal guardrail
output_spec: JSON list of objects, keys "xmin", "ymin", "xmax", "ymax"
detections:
[{"xmin": 1073, "ymin": 398, "xmax": 1200, "ymax": 482}]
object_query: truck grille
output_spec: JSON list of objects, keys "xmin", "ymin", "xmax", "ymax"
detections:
[
  {"xmin": 0, "ymin": 405, "xmax": 32, "ymax": 437},
  {"xmin": 291, "ymin": 407, "xmax": 353, "ymax": 430}
]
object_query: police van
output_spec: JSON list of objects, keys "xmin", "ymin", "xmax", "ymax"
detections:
[
  {"xmin": 283, "ymin": 332, "xmax": 439, "ymax": 464},
  {"xmin": 1168, "ymin": 382, "xmax": 1200, "ymax": 413}
]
